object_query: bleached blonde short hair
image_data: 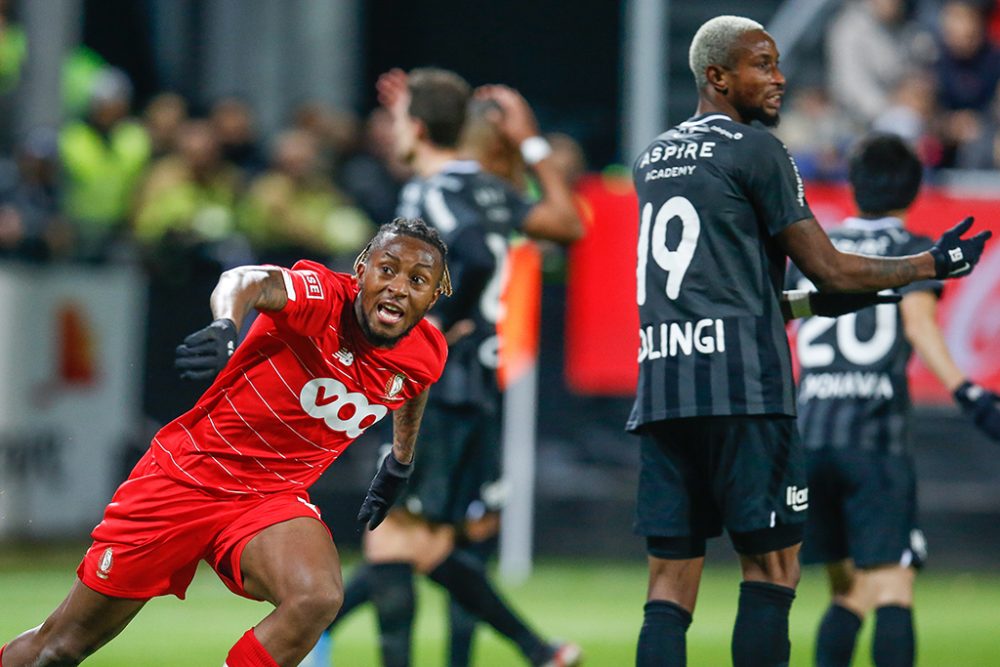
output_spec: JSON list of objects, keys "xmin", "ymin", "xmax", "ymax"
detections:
[{"xmin": 689, "ymin": 16, "xmax": 765, "ymax": 89}]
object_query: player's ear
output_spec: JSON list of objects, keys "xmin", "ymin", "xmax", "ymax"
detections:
[
  {"xmin": 413, "ymin": 117, "xmax": 430, "ymax": 142},
  {"xmin": 355, "ymin": 260, "xmax": 366, "ymax": 286},
  {"xmin": 706, "ymin": 65, "xmax": 729, "ymax": 95}
]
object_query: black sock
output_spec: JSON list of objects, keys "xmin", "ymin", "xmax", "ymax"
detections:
[
  {"xmin": 872, "ymin": 605, "xmax": 914, "ymax": 667},
  {"xmin": 428, "ymin": 551, "xmax": 551, "ymax": 665},
  {"xmin": 448, "ymin": 542, "xmax": 494, "ymax": 667},
  {"xmin": 370, "ymin": 562, "xmax": 415, "ymax": 667},
  {"xmin": 815, "ymin": 604, "xmax": 862, "ymax": 667},
  {"xmin": 636, "ymin": 600, "xmax": 692, "ymax": 667},
  {"xmin": 731, "ymin": 581, "xmax": 796, "ymax": 667},
  {"xmin": 327, "ymin": 562, "xmax": 373, "ymax": 631}
]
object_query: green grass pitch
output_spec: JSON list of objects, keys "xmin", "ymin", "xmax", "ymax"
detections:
[{"xmin": 2, "ymin": 544, "xmax": 999, "ymax": 665}]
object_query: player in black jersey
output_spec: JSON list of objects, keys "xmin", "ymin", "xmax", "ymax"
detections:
[
  {"xmin": 631, "ymin": 16, "xmax": 991, "ymax": 667},
  {"xmin": 788, "ymin": 134, "xmax": 1000, "ymax": 667},
  {"xmin": 308, "ymin": 68, "xmax": 582, "ymax": 667}
]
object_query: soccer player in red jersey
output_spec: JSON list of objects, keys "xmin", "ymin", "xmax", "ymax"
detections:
[{"xmin": 0, "ymin": 218, "xmax": 451, "ymax": 667}]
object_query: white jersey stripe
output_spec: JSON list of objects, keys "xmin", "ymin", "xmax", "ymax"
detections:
[
  {"xmin": 282, "ymin": 268, "xmax": 297, "ymax": 301},
  {"xmin": 266, "ymin": 332, "xmax": 316, "ymax": 378},
  {"xmin": 153, "ymin": 437, "xmax": 247, "ymax": 496},
  {"xmin": 242, "ymin": 371, "xmax": 332, "ymax": 454},
  {"xmin": 179, "ymin": 423, "xmax": 261, "ymax": 495},
  {"xmin": 424, "ymin": 185, "xmax": 459, "ymax": 234},
  {"xmin": 223, "ymin": 391, "xmax": 308, "ymax": 464},
  {"xmin": 203, "ymin": 408, "xmax": 305, "ymax": 487}
]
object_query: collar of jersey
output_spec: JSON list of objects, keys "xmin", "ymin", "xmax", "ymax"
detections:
[
  {"xmin": 843, "ymin": 216, "xmax": 903, "ymax": 231},
  {"xmin": 439, "ymin": 160, "xmax": 481, "ymax": 175},
  {"xmin": 679, "ymin": 113, "xmax": 732, "ymax": 127}
]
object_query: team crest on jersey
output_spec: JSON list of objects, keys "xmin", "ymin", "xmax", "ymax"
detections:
[
  {"xmin": 385, "ymin": 373, "xmax": 406, "ymax": 398},
  {"xmin": 96, "ymin": 547, "xmax": 113, "ymax": 579},
  {"xmin": 334, "ymin": 347, "xmax": 354, "ymax": 366}
]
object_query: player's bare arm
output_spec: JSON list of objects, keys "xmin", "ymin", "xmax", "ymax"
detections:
[
  {"xmin": 901, "ymin": 290, "xmax": 1000, "ymax": 440},
  {"xmin": 779, "ymin": 217, "xmax": 931, "ymax": 290},
  {"xmin": 779, "ymin": 216, "xmax": 991, "ymax": 291},
  {"xmin": 476, "ymin": 84, "xmax": 583, "ymax": 244},
  {"xmin": 356, "ymin": 389, "xmax": 430, "ymax": 531},
  {"xmin": 900, "ymin": 291, "xmax": 965, "ymax": 392},
  {"xmin": 391, "ymin": 388, "xmax": 430, "ymax": 464},
  {"xmin": 210, "ymin": 265, "xmax": 289, "ymax": 332},
  {"xmin": 175, "ymin": 266, "xmax": 288, "ymax": 382}
]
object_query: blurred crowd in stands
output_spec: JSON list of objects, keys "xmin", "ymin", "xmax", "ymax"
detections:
[
  {"xmin": 2, "ymin": 0, "xmax": 1000, "ymax": 265},
  {"xmin": 0, "ymin": 3, "xmax": 588, "ymax": 422},
  {"xmin": 779, "ymin": 0, "xmax": 1000, "ymax": 179}
]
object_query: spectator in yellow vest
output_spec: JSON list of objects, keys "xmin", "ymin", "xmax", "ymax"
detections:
[
  {"xmin": 239, "ymin": 128, "xmax": 373, "ymax": 269},
  {"xmin": 58, "ymin": 68, "xmax": 150, "ymax": 261},
  {"xmin": 133, "ymin": 119, "xmax": 243, "ymax": 248}
]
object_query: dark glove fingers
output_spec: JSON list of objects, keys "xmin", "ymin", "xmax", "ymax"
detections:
[
  {"xmin": 182, "ymin": 328, "xmax": 218, "ymax": 346},
  {"xmin": 180, "ymin": 369, "xmax": 220, "ymax": 381},
  {"xmin": 175, "ymin": 355, "xmax": 219, "ymax": 370},
  {"xmin": 950, "ymin": 216, "xmax": 974, "ymax": 238},
  {"xmin": 367, "ymin": 505, "xmax": 389, "ymax": 531}
]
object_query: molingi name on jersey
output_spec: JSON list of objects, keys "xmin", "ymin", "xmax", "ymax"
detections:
[{"xmin": 638, "ymin": 319, "xmax": 725, "ymax": 362}]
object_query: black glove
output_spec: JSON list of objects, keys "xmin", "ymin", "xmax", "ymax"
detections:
[
  {"xmin": 954, "ymin": 381, "xmax": 1000, "ymax": 441},
  {"xmin": 357, "ymin": 452, "xmax": 412, "ymax": 530},
  {"xmin": 174, "ymin": 318, "xmax": 238, "ymax": 381},
  {"xmin": 809, "ymin": 291, "xmax": 902, "ymax": 317},
  {"xmin": 929, "ymin": 217, "xmax": 992, "ymax": 279}
]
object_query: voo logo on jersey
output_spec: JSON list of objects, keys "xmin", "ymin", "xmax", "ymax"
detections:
[
  {"xmin": 785, "ymin": 485, "xmax": 809, "ymax": 512},
  {"xmin": 300, "ymin": 378, "xmax": 388, "ymax": 438}
]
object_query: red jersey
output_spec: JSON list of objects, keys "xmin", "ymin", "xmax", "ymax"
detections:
[{"xmin": 151, "ymin": 261, "xmax": 447, "ymax": 496}]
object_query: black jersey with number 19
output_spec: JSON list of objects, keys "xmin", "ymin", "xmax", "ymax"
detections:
[{"xmin": 627, "ymin": 113, "xmax": 812, "ymax": 431}]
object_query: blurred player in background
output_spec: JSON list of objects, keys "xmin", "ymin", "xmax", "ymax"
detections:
[
  {"xmin": 630, "ymin": 15, "xmax": 991, "ymax": 667},
  {"xmin": 314, "ymin": 67, "xmax": 582, "ymax": 667},
  {"xmin": 0, "ymin": 218, "xmax": 451, "ymax": 667},
  {"xmin": 787, "ymin": 133, "xmax": 1000, "ymax": 667}
]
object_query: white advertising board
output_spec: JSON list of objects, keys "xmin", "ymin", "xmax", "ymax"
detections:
[{"xmin": 0, "ymin": 264, "xmax": 145, "ymax": 538}]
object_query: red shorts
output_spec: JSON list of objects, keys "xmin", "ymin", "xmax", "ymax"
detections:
[{"xmin": 77, "ymin": 450, "xmax": 329, "ymax": 600}]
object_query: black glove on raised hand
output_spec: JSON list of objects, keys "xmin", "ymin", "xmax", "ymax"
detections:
[
  {"xmin": 809, "ymin": 291, "xmax": 902, "ymax": 317},
  {"xmin": 929, "ymin": 217, "xmax": 992, "ymax": 279},
  {"xmin": 175, "ymin": 318, "xmax": 238, "ymax": 381},
  {"xmin": 954, "ymin": 381, "xmax": 1000, "ymax": 441},
  {"xmin": 358, "ymin": 452, "xmax": 412, "ymax": 531}
]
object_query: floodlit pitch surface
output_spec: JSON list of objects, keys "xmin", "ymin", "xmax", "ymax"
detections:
[{"xmin": 2, "ymin": 546, "xmax": 999, "ymax": 666}]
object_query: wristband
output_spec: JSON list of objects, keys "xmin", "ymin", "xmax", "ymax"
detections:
[
  {"xmin": 520, "ymin": 136, "xmax": 552, "ymax": 165},
  {"xmin": 383, "ymin": 451, "xmax": 413, "ymax": 478},
  {"xmin": 783, "ymin": 290, "xmax": 813, "ymax": 319}
]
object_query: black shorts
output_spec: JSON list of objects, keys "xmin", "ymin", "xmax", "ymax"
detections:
[
  {"xmin": 801, "ymin": 447, "xmax": 926, "ymax": 569},
  {"xmin": 401, "ymin": 402, "xmax": 502, "ymax": 525},
  {"xmin": 634, "ymin": 415, "xmax": 807, "ymax": 559}
]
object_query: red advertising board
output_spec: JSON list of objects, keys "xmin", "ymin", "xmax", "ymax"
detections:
[{"xmin": 566, "ymin": 174, "xmax": 1000, "ymax": 404}]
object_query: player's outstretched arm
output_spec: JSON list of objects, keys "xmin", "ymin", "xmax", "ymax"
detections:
[
  {"xmin": 901, "ymin": 290, "xmax": 1000, "ymax": 441},
  {"xmin": 175, "ymin": 266, "xmax": 288, "ymax": 381},
  {"xmin": 357, "ymin": 389, "xmax": 430, "ymax": 530},
  {"xmin": 779, "ymin": 217, "xmax": 991, "ymax": 291},
  {"xmin": 475, "ymin": 84, "xmax": 582, "ymax": 245}
]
